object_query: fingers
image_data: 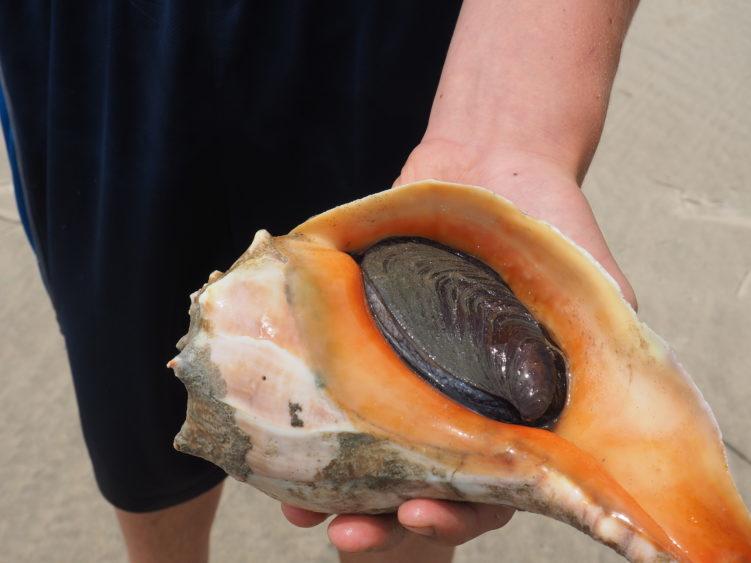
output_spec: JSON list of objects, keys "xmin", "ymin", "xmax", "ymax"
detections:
[
  {"xmin": 327, "ymin": 513, "xmax": 405, "ymax": 553},
  {"xmin": 280, "ymin": 503, "xmax": 329, "ymax": 528},
  {"xmin": 398, "ymin": 500, "xmax": 515, "ymax": 546},
  {"xmin": 282, "ymin": 501, "xmax": 515, "ymax": 553},
  {"xmin": 282, "ymin": 504, "xmax": 406, "ymax": 553}
]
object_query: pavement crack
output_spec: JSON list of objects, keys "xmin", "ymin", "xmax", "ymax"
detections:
[
  {"xmin": 649, "ymin": 177, "xmax": 681, "ymax": 192},
  {"xmin": 736, "ymin": 269, "xmax": 751, "ymax": 299},
  {"xmin": 676, "ymin": 211, "xmax": 751, "ymax": 229},
  {"xmin": 651, "ymin": 177, "xmax": 751, "ymax": 229},
  {"xmin": 724, "ymin": 439, "xmax": 751, "ymax": 467},
  {"xmin": 673, "ymin": 197, "xmax": 751, "ymax": 229}
]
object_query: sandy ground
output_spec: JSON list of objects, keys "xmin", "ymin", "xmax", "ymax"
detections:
[{"xmin": 1, "ymin": 2, "xmax": 750, "ymax": 562}]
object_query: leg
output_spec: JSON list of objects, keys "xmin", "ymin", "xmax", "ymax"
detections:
[
  {"xmin": 115, "ymin": 481, "xmax": 224, "ymax": 563},
  {"xmin": 339, "ymin": 534, "xmax": 454, "ymax": 563}
]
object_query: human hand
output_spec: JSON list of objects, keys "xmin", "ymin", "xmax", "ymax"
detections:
[
  {"xmin": 281, "ymin": 500, "xmax": 515, "ymax": 555},
  {"xmin": 281, "ymin": 140, "xmax": 637, "ymax": 555}
]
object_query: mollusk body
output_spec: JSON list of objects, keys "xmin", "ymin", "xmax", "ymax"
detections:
[{"xmin": 168, "ymin": 181, "xmax": 751, "ymax": 562}]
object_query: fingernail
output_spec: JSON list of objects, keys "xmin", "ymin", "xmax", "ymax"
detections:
[{"xmin": 404, "ymin": 525, "xmax": 436, "ymax": 537}]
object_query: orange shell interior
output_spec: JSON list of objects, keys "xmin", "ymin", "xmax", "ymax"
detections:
[{"xmin": 282, "ymin": 181, "xmax": 751, "ymax": 561}]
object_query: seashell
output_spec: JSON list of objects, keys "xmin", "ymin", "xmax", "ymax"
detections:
[{"xmin": 168, "ymin": 181, "xmax": 751, "ymax": 562}]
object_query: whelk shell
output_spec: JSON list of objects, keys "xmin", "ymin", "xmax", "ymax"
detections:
[{"xmin": 168, "ymin": 181, "xmax": 751, "ymax": 562}]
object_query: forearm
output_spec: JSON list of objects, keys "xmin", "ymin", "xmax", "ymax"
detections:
[{"xmin": 424, "ymin": 0, "xmax": 639, "ymax": 182}]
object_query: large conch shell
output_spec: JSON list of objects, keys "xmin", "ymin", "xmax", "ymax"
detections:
[{"xmin": 168, "ymin": 181, "xmax": 751, "ymax": 562}]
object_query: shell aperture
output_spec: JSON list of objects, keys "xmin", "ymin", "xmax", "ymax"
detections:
[{"xmin": 359, "ymin": 237, "xmax": 567, "ymax": 427}]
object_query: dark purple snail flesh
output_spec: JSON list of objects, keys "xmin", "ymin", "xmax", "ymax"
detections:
[{"xmin": 358, "ymin": 237, "xmax": 567, "ymax": 427}]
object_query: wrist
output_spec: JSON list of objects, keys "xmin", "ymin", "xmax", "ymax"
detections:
[
  {"xmin": 420, "ymin": 111, "xmax": 600, "ymax": 186},
  {"xmin": 398, "ymin": 137, "xmax": 581, "ymax": 192}
]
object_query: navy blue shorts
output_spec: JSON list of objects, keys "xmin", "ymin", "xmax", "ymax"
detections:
[{"xmin": 0, "ymin": 2, "xmax": 461, "ymax": 511}]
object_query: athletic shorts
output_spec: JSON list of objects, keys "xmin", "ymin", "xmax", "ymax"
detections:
[{"xmin": 0, "ymin": 1, "xmax": 461, "ymax": 511}]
